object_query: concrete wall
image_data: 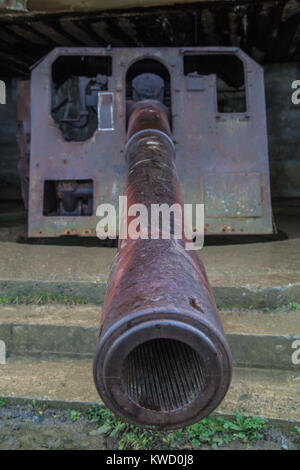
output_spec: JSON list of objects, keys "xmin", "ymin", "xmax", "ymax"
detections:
[
  {"xmin": 0, "ymin": 77, "xmax": 20, "ymax": 195},
  {"xmin": 265, "ymin": 62, "xmax": 300, "ymax": 198},
  {"xmin": 0, "ymin": 63, "xmax": 299, "ymax": 200},
  {"xmin": 0, "ymin": 0, "xmax": 218, "ymax": 15}
]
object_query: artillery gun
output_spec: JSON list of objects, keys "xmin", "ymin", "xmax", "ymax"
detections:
[{"xmin": 17, "ymin": 46, "xmax": 273, "ymax": 428}]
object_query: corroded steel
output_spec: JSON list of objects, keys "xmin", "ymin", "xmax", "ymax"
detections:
[
  {"xmin": 93, "ymin": 101, "xmax": 232, "ymax": 429},
  {"xmin": 26, "ymin": 47, "xmax": 273, "ymax": 237}
]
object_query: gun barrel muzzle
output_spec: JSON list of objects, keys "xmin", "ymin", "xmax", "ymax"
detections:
[{"xmin": 93, "ymin": 100, "xmax": 232, "ymax": 429}]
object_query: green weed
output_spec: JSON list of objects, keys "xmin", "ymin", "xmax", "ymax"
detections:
[
  {"xmin": 0, "ymin": 293, "xmax": 87, "ymax": 305},
  {"xmin": 288, "ymin": 302, "xmax": 300, "ymax": 311},
  {"xmin": 86, "ymin": 404, "xmax": 267, "ymax": 450},
  {"xmin": 70, "ymin": 410, "xmax": 81, "ymax": 422},
  {"xmin": 28, "ymin": 399, "xmax": 47, "ymax": 414}
]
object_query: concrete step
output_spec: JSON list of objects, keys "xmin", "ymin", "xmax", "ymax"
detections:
[
  {"xmin": 0, "ymin": 304, "xmax": 299, "ymax": 370},
  {"xmin": 1, "ymin": 239, "xmax": 300, "ymax": 308},
  {"xmin": 0, "ymin": 355, "xmax": 299, "ymax": 423}
]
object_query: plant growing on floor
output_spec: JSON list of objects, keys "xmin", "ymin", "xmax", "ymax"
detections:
[
  {"xmin": 86, "ymin": 404, "xmax": 267, "ymax": 450},
  {"xmin": 70, "ymin": 410, "xmax": 81, "ymax": 422}
]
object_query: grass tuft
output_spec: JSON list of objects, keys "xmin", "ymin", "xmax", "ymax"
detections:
[
  {"xmin": 85, "ymin": 404, "xmax": 267, "ymax": 450},
  {"xmin": 287, "ymin": 302, "xmax": 300, "ymax": 311},
  {"xmin": 70, "ymin": 410, "xmax": 81, "ymax": 422},
  {"xmin": 0, "ymin": 293, "xmax": 87, "ymax": 305}
]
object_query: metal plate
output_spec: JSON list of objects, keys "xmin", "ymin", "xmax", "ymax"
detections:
[
  {"xmin": 27, "ymin": 47, "xmax": 273, "ymax": 237},
  {"xmin": 204, "ymin": 173, "xmax": 262, "ymax": 218}
]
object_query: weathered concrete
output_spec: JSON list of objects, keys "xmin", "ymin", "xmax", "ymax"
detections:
[
  {"xmin": 0, "ymin": 305, "xmax": 299, "ymax": 369},
  {"xmin": 2, "ymin": 237, "xmax": 300, "ymax": 286},
  {"xmin": 265, "ymin": 62, "xmax": 300, "ymax": 198},
  {"xmin": 0, "ymin": 242, "xmax": 113, "ymax": 282},
  {"xmin": 1, "ymin": 303, "xmax": 299, "ymax": 333},
  {"xmin": 0, "ymin": 356, "xmax": 299, "ymax": 422},
  {"xmin": 220, "ymin": 367, "xmax": 300, "ymax": 422},
  {"xmin": 0, "ymin": 0, "xmax": 252, "ymax": 16},
  {"xmin": 222, "ymin": 308, "xmax": 300, "ymax": 335},
  {"xmin": 1, "ymin": 237, "xmax": 300, "ymax": 307},
  {"xmin": 227, "ymin": 334, "xmax": 300, "ymax": 370},
  {"xmin": 0, "ymin": 304, "xmax": 101, "ymax": 326},
  {"xmin": 0, "ymin": 78, "xmax": 20, "ymax": 190},
  {"xmin": 0, "ymin": 325, "xmax": 298, "ymax": 370},
  {"xmin": 0, "ymin": 323, "xmax": 97, "ymax": 358},
  {"xmin": 0, "ymin": 356, "xmax": 97, "ymax": 403},
  {"xmin": 0, "ymin": 280, "xmax": 107, "ymax": 304},
  {"xmin": 2, "ymin": 279, "xmax": 300, "ymax": 309}
]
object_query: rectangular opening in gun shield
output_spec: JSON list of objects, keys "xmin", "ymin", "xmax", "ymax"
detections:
[
  {"xmin": 51, "ymin": 55, "xmax": 112, "ymax": 141},
  {"xmin": 43, "ymin": 179, "xmax": 93, "ymax": 217},
  {"xmin": 183, "ymin": 54, "xmax": 246, "ymax": 113}
]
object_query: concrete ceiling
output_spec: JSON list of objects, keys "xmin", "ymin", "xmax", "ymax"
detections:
[{"xmin": 0, "ymin": 0, "xmax": 299, "ymax": 76}]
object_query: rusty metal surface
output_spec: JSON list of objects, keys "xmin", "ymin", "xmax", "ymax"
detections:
[
  {"xmin": 16, "ymin": 80, "xmax": 30, "ymax": 209},
  {"xmin": 27, "ymin": 46, "xmax": 273, "ymax": 237},
  {"xmin": 93, "ymin": 101, "xmax": 232, "ymax": 429},
  {"xmin": 29, "ymin": 47, "xmax": 272, "ymax": 237}
]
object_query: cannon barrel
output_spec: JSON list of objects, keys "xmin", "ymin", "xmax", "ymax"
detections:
[{"xmin": 93, "ymin": 99, "xmax": 232, "ymax": 429}]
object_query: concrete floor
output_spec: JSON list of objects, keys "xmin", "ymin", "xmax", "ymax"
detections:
[
  {"xmin": 0, "ymin": 304, "xmax": 300, "ymax": 335},
  {"xmin": 1, "ymin": 233, "xmax": 300, "ymax": 288},
  {"xmin": 0, "ymin": 208, "xmax": 299, "ymax": 428},
  {"xmin": 0, "ymin": 205, "xmax": 299, "ymax": 288},
  {"xmin": 0, "ymin": 209, "xmax": 299, "ymax": 288},
  {"xmin": 0, "ymin": 356, "xmax": 299, "ymax": 422}
]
